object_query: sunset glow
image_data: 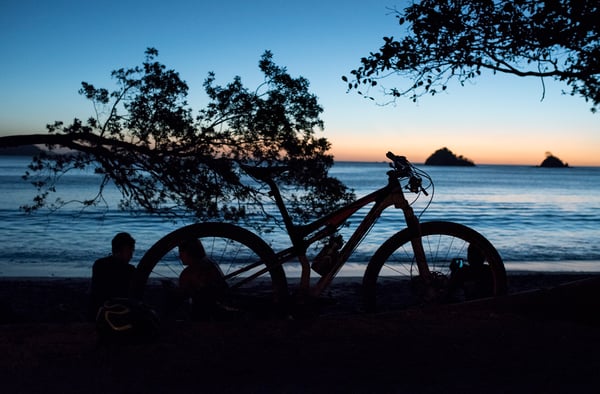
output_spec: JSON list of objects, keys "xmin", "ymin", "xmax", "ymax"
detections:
[{"xmin": 330, "ymin": 133, "xmax": 599, "ymax": 166}]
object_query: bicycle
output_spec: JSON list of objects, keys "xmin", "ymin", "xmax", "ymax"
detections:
[{"xmin": 132, "ymin": 151, "xmax": 507, "ymax": 316}]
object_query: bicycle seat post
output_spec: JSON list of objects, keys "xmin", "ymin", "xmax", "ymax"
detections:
[
  {"xmin": 243, "ymin": 164, "xmax": 312, "ymax": 291},
  {"xmin": 266, "ymin": 178, "xmax": 314, "ymax": 293}
]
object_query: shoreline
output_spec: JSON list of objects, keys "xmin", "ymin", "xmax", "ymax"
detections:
[
  {"xmin": 1, "ymin": 258, "xmax": 599, "ymax": 279},
  {"xmin": 1, "ymin": 271, "xmax": 599, "ymax": 324}
]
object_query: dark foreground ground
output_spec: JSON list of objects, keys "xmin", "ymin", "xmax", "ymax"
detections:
[{"xmin": 1, "ymin": 273, "xmax": 599, "ymax": 393}]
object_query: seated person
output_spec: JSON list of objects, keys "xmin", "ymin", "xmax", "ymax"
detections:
[
  {"xmin": 90, "ymin": 232, "xmax": 136, "ymax": 318},
  {"xmin": 448, "ymin": 244, "xmax": 494, "ymax": 301},
  {"xmin": 463, "ymin": 244, "xmax": 494, "ymax": 299},
  {"xmin": 178, "ymin": 238, "xmax": 229, "ymax": 320}
]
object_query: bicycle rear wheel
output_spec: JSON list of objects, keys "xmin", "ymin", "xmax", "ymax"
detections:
[
  {"xmin": 132, "ymin": 222, "xmax": 288, "ymax": 318},
  {"xmin": 363, "ymin": 221, "xmax": 506, "ymax": 312}
]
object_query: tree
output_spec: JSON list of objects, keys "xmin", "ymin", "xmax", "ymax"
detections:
[
  {"xmin": 344, "ymin": 0, "xmax": 600, "ymax": 112},
  {"xmin": 0, "ymin": 48, "xmax": 354, "ymax": 225}
]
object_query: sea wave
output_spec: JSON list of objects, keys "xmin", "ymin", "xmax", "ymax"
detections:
[{"xmin": 2, "ymin": 158, "xmax": 600, "ymax": 276}]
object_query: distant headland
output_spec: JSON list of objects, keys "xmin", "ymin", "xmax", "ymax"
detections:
[
  {"xmin": 539, "ymin": 152, "xmax": 569, "ymax": 168},
  {"xmin": 425, "ymin": 147, "xmax": 475, "ymax": 166},
  {"xmin": 0, "ymin": 144, "xmax": 44, "ymax": 156}
]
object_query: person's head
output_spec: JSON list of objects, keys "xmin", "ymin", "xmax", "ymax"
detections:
[
  {"xmin": 467, "ymin": 243, "xmax": 485, "ymax": 267},
  {"xmin": 112, "ymin": 232, "xmax": 135, "ymax": 263},
  {"xmin": 178, "ymin": 238, "xmax": 206, "ymax": 266}
]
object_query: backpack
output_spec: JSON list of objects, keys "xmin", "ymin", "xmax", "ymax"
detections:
[{"xmin": 95, "ymin": 298, "xmax": 159, "ymax": 344}]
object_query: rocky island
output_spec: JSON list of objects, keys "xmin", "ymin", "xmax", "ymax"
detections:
[
  {"xmin": 539, "ymin": 152, "xmax": 569, "ymax": 168},
  {"xmin": 425, "ymin": 147, "xmax": 475, "ymax": 166}
]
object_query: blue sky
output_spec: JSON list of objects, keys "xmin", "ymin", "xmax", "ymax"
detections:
[{"xmin": 1, "ymin": 0, "xmax": 598, "ymax": 165}]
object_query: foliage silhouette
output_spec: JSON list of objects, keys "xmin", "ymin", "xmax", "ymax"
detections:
[
  {"xmin": 0, "ymin": 48, "xmax": 355, "ymax": 225},
  {"xmin": 344, "ymin": 0, "xmax": 600, "ymax": 112}
]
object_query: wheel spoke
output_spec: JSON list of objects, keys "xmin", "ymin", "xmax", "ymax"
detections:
[
  {"xmin": 133, "ymin": 223, "xmax": 288, "ymax": 319},
  {"xmin": 364, "ymin": 221, "xmax": 506, "ymax": 312}
]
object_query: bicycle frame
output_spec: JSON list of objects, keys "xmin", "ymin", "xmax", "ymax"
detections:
[
  {"xmin": 261, "ymin": 170, "xmax": 432, "ymax": 297},
  {"xmin": 134, "ymin": 154, "xmax": 506, "ymax": 312}
]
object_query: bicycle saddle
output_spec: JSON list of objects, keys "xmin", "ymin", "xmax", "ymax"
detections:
[{"xmin": 240, "ymin": 163, "xmax": 288, "ymax": 182}]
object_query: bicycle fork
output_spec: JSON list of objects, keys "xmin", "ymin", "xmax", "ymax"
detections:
[{"xmin": 392, "ymin": 190, "xmax": 434, "ymax": 283}]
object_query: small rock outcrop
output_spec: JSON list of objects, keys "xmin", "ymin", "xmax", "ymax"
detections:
[
  {"xmin": 425, "ymin": 147, "xmax": 475, "ymax": 166},
  {"xmin": 539, "ymin": 152, "xmax": 569, "ymax": 168}
]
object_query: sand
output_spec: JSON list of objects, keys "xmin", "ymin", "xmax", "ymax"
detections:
[{"xmin": 1, "ymin": 272, "xmax": 599, "ymax": 393}]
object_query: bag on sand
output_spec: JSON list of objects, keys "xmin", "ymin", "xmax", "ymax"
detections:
[{"xmin": 96, "ymin": 298, "xmax": 159, "ymax": 344}]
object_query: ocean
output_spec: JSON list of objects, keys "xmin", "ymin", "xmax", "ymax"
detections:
[{"xmin": 1, "ymin": 156, "xmax": 599, "ymax": 277}]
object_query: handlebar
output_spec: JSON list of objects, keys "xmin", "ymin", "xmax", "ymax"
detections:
[
  {"xmin": 386, "ymin": 151, "xmax": 429, "ymax": 196},
  {"xmin": 386, "ymin": 151, "xmax": 412, "ymax": 176}
]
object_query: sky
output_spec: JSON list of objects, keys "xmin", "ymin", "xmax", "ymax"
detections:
[{"xmin": 1, "ymin": 0, "xmax": 598, "ymax": 166}]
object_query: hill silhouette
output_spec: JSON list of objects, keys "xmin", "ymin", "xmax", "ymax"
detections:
[
  {"xmin": 539, "ymin": 153, "xmax": 568, "ymax": 168},
  {"xmin": 0, "ymin": 145, "xmax": 43, "ymax": 156},
  {"xmin": 425, "ymin": 147, "xmax": 475, "ymax": 166}
]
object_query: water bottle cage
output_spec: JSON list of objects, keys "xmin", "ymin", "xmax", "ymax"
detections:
[{"xmin": 311, "ymin": 236, "xmax": 343, "ymax": 276}]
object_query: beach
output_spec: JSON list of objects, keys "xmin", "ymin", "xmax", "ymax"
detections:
[{"xmin": 1, "ymin": 272, "xmax": 599, "ymax": 393}]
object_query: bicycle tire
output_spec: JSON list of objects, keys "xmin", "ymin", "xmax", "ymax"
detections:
[
  {"xmin": 132, "ymin": 222, "xmax": 289, "ymax": 317},
  {"xmin": 363, "ymin": 221, "xmax": 507, "ymax": 312}
]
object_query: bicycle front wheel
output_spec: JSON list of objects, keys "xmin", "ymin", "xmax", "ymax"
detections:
[
  {"xmin": 132, "ymin": 222, "xmax": 288, "ymax": 318},
  {"xmin": 363, "ymin": 221, "xmax": 506, "ymax": 312}
]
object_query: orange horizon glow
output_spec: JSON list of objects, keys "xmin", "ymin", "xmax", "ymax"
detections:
[{"xmin": 329, "ymin": 138, "xmax": 600, "ymax": 167}]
